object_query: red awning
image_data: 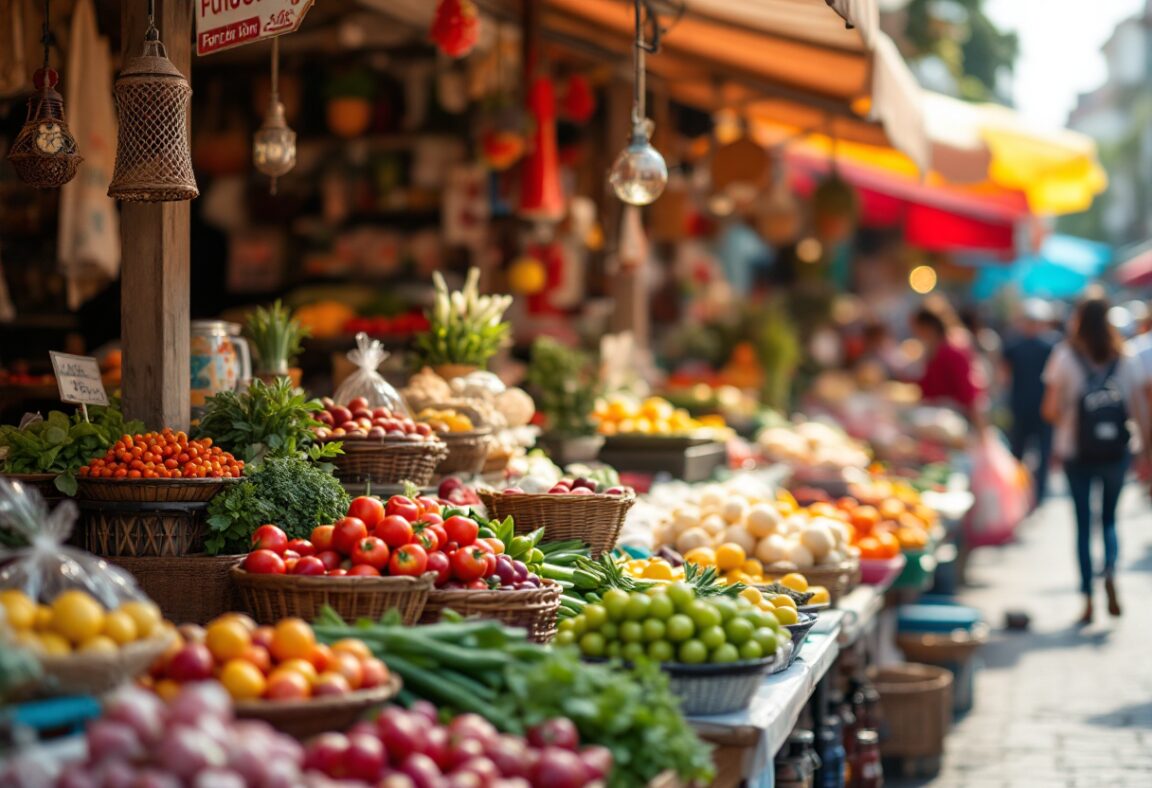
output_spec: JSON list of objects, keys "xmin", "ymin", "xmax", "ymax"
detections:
[{"xmin": 1115, "ymin": 249, "xmax": 1152, "ymax": 288}]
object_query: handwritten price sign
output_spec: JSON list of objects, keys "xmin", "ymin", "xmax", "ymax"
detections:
[
  {"xmin": 196, "ymin": 0, "xmax": 314, "ymax": 56},
  {"xmin": 50, "ymin": 352, "xmax": 109, "ymax": 407}
]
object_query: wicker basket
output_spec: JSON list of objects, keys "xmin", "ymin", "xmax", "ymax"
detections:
[
  {"xmin": 75, "ymin": 477, "xmax": 237, "ymax": 558},
  {"xmin": 231, "ymin": 566, "xmax": 434, "ymax": 625},
  {"xmin": 478, "ymin": 491, "xmax": 636, "ymax": 557},
  {"xmin": 868, "ymin": 663, "xmax": 954, "ymax": 758},
  {"xmin": 418, "ymin": 580, "xmax": 563, "ymax": 642},
  {"xmin": 781, "ymin": 612, "xmax": 819, "ymax": 667},
  {"xmin": 896, "ymin": 622, "xmax": 989, "ymax": 666},
  {"xmin": 329, "ymin": 438, "xmax": 448, "ymax": 487},
  {"xmin": 36, "ymin": 632, "xmax": 175, "ymax": 697},
  {"xmin": 762, "ymin": 558, "xmax": 860, "ymax": 605},
  {"xmin": 663, "ymin": 658, "xmax": 775, "ymax": 715},
  {"xmin": 235, "ymin": 676, "xmax": 401, "ymax": 739},
  {"xmin": 435, "ymin": 429, "xmax": 494, "ymax": 477},
  {"xmin": 107, "ymin": 554, "xmax": 242, "ymax": 624},
  {"xmin": 3, "ymin": 473, "xmax": 65, "ymax": 503}
]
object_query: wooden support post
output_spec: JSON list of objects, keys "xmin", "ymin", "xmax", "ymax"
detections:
[{"xmin": 119, "ymin": 0, "xmax": 192, "ymax": 431}]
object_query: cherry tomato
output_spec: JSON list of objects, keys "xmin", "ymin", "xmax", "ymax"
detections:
[
  {"xmin": 311, "ymin": 525, "xmax": 335, "ymax": 552},
  {"xmin": 244, "ymin": 549, "xmax": 286, "ymax": 574},
  {"xmin": 347, "ymin": 496, "xmax": 386, "ymax": 531},
  {"xmin": 287, "ymin": 538, "xmax": 315, "ymax": 557},
  {"xmin": 443, "ymin": 516, "xmax": 479, "ymax": 547},
  {"xmin": 385, "ymin": 496, "xmax": 421, "ymax": 522},
  {"xmin": 450, "ymin": 547, "xmax": 488, "ymax": 581},
  {"xmin": 426, "ymin": 551, "xmax": 452, "ymax": 586},
  {"xmin": 389, "ymin": 544, "xmax": 429, "ymax": 577},
  {"xmin": 429, "ymin": 524, "xmax": 448, "ymax": 549},
  {"xmin": 416, "ymin": 496, "xmax": 442, "ymax": 517},
  {"xmin": 315, "ymin": 550, "xmax": 342, "ymax": 571},
  {"xmin": 351, "ymin": 537, "xmax": 391, "ymax": 570},
  {"xmin": 347, "ymin": 564, "xmax": 380, "ymax": 577},
  {"xmin": 332, "ymin": 517, "xmax": 369, "ymax": 556},
  {"xmin": 480, "ymin": 537, "xmax": 505, "ymax": 555},
  {"xmin": 252, "ymin": 524, "xmax": 289, "ymax": 554},
  {"xmin": 465, "ymin": 579, "xmax": 490, "ymax": 590},
  {"xmin": 376, "ymin": 515, "xmax": 414, "ymax": 549},
  {"xmin": 412, "ymin": 523, "xmax": 440, "ymax": 552},
  {"xmin": 291, "ymin": 555, "xmax": 327, "ymax": 575}
]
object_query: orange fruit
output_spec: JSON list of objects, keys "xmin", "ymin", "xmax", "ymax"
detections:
[
  {"xmin": 850, "ymin": 506, "xmax": 880, "ymax": 533},
  {"xmin": 307, "ymin": 643, "xmax": 334, "ymax": 673},
  {"xmin": 876, "ymin": 531, "xmax": 901, "ymax": 559},
  {"xmin": 211, "ymin": 612, "xmax": 257, "ymax": 633},
  {"xmin": 241, "ymin": 644, "xmax": 272, "ymax": 673},
  {"xmin": 220, "ymin": 658, "xmax": 268, "ymax": 700},
  {"xmin": 276, "ymin": 658, "xmax": 318, "ymax": 685},
  {"xmin": 330, "ymin": 651, "xmax": 364, "ymax": 690},
  {"xmin": 330, "ymin": 638, "xmax": 372, "ymax": 661},
  {"xmin": 205, "ymin": 619, "xmax": 252, "ymax": 662},
  {"xmin": 266, "ymin": 669, "xmax": 311, "ymax": 700},
  {"xmin": 857, "ymin": 536, "xmax": 883, "ymax": 560},
  {"xmin": 269, "ymin": 618, "xmax": 316, "ymax": 662},
  {"xmin": 715, "ymin": 543, "xmax": 747, "ymax": 572}
]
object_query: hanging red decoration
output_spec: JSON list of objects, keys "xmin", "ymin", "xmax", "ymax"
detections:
[
  {"xmin": 481, "ymin": 129, "xmax": 525, "ymax": 171},
  {"xmin": 519, "ymin": 75, "xmax": 565, "ymax": 222},
  {"xmin": 430, "ymin": 0, "xmax": 481, "ymax": 58},
  {"xmin": 560, "ymin": 74, "xmax": 596, "ymax": 124}
]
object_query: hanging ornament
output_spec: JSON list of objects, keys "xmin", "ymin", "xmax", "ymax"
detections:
[
  {"xmin": 608, "ymin": 0, "xmax": 667, "ymax": 206},
  {"xmin": 508, "ymin": 254, "xmax": 547, "ymax": 295},
  {"xmin": 478, "ymin": 24, "xmax": 525, "ymax": 172},
  {"xmin": 519, "ymin": 75, "xmax": 564, "ymax": 222},
  {"xmin": 107, "ymin": 0, "xmax": 198, "ymax": 202},
  {"xmin": 252, "ymin": 37, "xmax": 296, "ymax": 195},
  {"xmin": 758, "ymin": 158, "xmax": 801, "ymax": 245},
  {"xmin": 560, "ymin": 74, "xmax": 596, "ymax": 124},
  {"xmin": 7, "ymin": 0, "xmax": 82, "ymax": 189},
  {"xmin": 430, "ymin": 0, "xmax": 480, "ymax": 59}
]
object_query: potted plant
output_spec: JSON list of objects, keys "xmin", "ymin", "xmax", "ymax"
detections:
[
  {"xmin": 326, "ymin": 69, "xmax": 375, "ymax": 139},
  {"xmin": 244, "ymin": 300, "xmax": 309, "ymax": 385},
  {"xmin": 527, "ymin": 337, "xmax": 604, "ymax": 465},
  {"xmin": 415, "ymin": 267, "xmax": 513, "ymax": 379}
]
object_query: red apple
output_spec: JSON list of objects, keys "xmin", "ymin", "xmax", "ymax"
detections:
[
  {"xmin": 347, "ymin": 396, "xmax": 370, "ymax": 412},
  {"xmin": 352, "ymin": 408, "xmax": 373, "ymax": 420},
  {"xmin": 166, "ymin": 643, "xmax": 214, "ymax": 682}
]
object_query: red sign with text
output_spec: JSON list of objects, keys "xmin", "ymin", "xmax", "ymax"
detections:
[{"xmin": 196, "ymin": 0, "xmax": 314, "ymax": 55}]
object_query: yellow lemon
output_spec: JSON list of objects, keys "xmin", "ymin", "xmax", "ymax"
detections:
[
  {"xmin": 0, "ymin": 590, "xmax": 37, "ymax": 631},
  {"xmin": 34, "ymin": 605, "xmax": 53, "ymax": 630},
  {"xmin": 683, "ymin": 547, "xmax": 717, "ymax": 567},
  {"xmin": 780, "ymin": 573, "xmax": 809, "ymax": 593},
  {"xmin": 715, "ymin": 543, "xmax": 747, "ymax": 572},
  {"xmin": 102, "ymin": 610, "xmax": 139, "ymax": 645},
  {"xmin": 642, "ymin": 561, "xmax": 675, "ymax": 581},
  {"xmin": 37, "ymin": 632, "xmax": 73, "ymax": 656},
  {"xmin": 741, "ymin": 558, "xmax": 765, "ymax": 578},
  {"xmin": 808, "ymin": 587, "xmax": 831, "ymax": 605},
  {"xmin": 50, "ymin": 590, "xmax": 106, "ymax": 645},
  {"xmin": 772, "ymin": 606, "xmax": 799, "ymax": 626},
  {"xmin": 740, "ymin": 587, "xmax": 764, "ymax": 606},
  {"xmin": 79, "ymin": 635, "xmax": 119, "ymax": 655},
  {"xmin": 119, "ymin": 601, "xmax": 162, "ymax": 639},
  {"xmin": 770, "ymin": 594, "xmax": 798, "ymax": 610}
]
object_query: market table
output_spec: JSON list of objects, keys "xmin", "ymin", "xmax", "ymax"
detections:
[
  {"xmin": 835, "ymin": 584, "xmax": 885, "ymax": 648},
  {"xmin": 688, "ymin": 611, "xmax": 844, "ymax": 788}
]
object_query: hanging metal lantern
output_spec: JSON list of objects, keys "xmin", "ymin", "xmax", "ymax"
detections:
[
  {"xmin": 108, "ymin": 18, "xmax": 198, "ymax": 202},
  {"xmin": 7, "ymin": 67, "xmax": 82, "ymax": 188},
  {"xmin": 252, "ymin": 38, "xmax": 296, "ymax": 195}
]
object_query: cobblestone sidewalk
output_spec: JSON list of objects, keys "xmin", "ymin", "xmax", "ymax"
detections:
[{"xmin": 889, "ymin": 480, "xmax": 1152, "ymax": 788}]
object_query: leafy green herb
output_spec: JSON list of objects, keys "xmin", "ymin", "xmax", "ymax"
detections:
[
  {"xmin": 194, "ymin": 378, "xmax": 342, "ymax": 467},
  {"xmin": 526, "ymin": 337, "xmax": 599, "ymax": 437},
  {"xmin": 245, "ymin": 300, "xmax": 309, "ymax": 376},
  {"xmin": 415, "ymin": 268, "xmax": 512, "ymax": 368},
  {"xmin": 0, "ymin": 403, "xmax": 143, "ymax": 495},
  {"xmin": 204, "ymin": 455, "xmax": 349, "ymax": 554}
]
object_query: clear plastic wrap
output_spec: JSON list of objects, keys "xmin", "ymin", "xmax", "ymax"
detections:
[
  {"xmin": 334, "ymin": 332, "xmax": 410, "ymax": 415},
  {"xmin": 0, "ymin": 477, "xmax": 145, "ymax": 607}
]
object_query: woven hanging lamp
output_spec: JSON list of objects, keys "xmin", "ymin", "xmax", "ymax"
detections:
[
  {"xmin": 107, "ymin": 0, "xmax": 197, "ymax": 202},
  {"xmin": 7, "ymin": 0, "xmax": 82, "ymax": 188}
]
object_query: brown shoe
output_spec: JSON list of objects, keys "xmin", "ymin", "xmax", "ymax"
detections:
[
  {"xmin": 1077, "ymin": 598, "xmax": 1094, "ymax": 626},
  {"xmin": 1105, "ymin": 578, "xmax": 1122, "ymax": 617}
]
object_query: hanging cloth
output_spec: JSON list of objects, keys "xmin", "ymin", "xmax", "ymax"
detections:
[{"xmin": 57, "ymin": 0, "xmax": 120, "ymax": 308}]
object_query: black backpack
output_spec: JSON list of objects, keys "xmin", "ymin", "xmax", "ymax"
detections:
[{"xmin": 1074, "ymin": 354, "xmax": 1130, "ymax": 462}]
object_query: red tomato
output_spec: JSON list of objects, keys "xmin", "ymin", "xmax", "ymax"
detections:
[
  {"xmin": 484, "ymin": 553, "xmax": 497, "ymax": 575},
  {"xmin": 465, "ymin": 579, "xmax": 489, "ymax": 590},
  {"xmin": 480, "ymin": 537, "xmax": 505, "ymax": 555},
  {"xmin": 412, "ymin": 523, "xmax": 440, "ymax": 552},
  {"xmin": 416, "ymin": 496, "xmax": 442, "ymax": 517},
  {"xmin": 328, "ymin": 568, "xmax": 348, "ymax": 576},
  {"xmin": 348, "ymin": 564, "xmax": 380, "ymax": 577},
  {"xmin": 244, "ymin": 548, "xmax": 286, "ymax": 574},
  {"xmin": 284, "ymin": 557, "xmax": 299, "ymax": 573},
  {"xmin": 252, "ymin": 524, "xmax": 288, "ymax": 554},
  {"xmin": 347, "ymin": 496, "xmax": 386, "ymax": 530},
  {"xmin": 351, "ymin": 536, "xmax": 391, "ymax": 570},
  {"xmin": 429, "ymin": 524, "xmax": 448, "ymax": 549},
  {"xmin": 376, "ymin": 515, "xmax": 414, "ymax": 549},
  {"xmin": 426, "ymin": 551, "xmax": 451, "ymax": 585},
  {"xmin": 282, "ymin": 549, "xmax": 301, "ymax": 562},
  {"xmin": 450, "ymin": 547, "xmax": 488, "ymax": 581},
  {"xmin": 311, "ymin": 525, "xmax": 335, "ymax": 551},
  {"xmin": 443, "ymin": 516, "xmax": 479, "ymax": 546},
  {"xmin": 389, "ymin": 544, "xmax": 429, "ymax": 576},
  {"xmin": 332, "ymin": 517, "xmax": 369, "ymax": 556},
  {"xmin": 287, "ymin": 538, "xmax": 315, "ymax": 557},
  {"xmin": 315, "ymin": 550, "xmax": 342, "ymax": 571},
  {"xmin": 291, "ymin": 555, "xmax": 327, "ymax": 575},
  {"xmin": 417, "ymin": 512, "xmax": 443, "ymax": 526},
  {"xmin": 473, "ymin": 540, "xmax": 494, "ymax": 555},
  {"xmin": 385, "ymin": 496, "xmax": 421, "ymax": 522}
]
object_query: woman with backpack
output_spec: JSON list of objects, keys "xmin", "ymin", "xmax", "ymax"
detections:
[{"xmin": 1042, "ymin": 295, "xmax": 1147, "ymax": 625}]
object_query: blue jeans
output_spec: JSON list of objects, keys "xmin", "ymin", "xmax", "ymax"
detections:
[{"xmin": 1064, "ymin": 457, "xmax": 1128, "ymax": 595}]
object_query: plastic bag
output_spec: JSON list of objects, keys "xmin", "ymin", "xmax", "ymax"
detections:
[
  {"xmin": 334, "ymin": 332, "xmax": 410, "ymax": 415},
  {"xmin": 0, "ymin": 477, "xmax": 145, "ymax": 607},
  {"xmin": 965, "ymin": 428, "xmax": 1030, "ymax": 548}
]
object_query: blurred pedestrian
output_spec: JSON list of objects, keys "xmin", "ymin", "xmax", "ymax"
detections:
[
  {"xmin": 1002, "ymin": 300, "xmax": 1060, "ymax": 504},
  {"xmin": 910, "ymin": 299, "xmax": 986, "ymax": 423},
  {"xmin": 1042, "ymin": 295, "xmax": 1146, "ymax": 624}
]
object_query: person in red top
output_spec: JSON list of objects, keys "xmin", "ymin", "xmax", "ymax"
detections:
[{"xmin": 911, "ymin": 304, "xmax": 986, "ymax": 418}]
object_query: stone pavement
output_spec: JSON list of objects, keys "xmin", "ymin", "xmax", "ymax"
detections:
[{"xmin": 889, "ymin": 478, "xmax": 1152, "ymax": 788}]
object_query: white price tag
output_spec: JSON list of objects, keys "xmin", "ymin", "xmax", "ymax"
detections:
[{"xmin": 49, "ymin": 352, "xmax": 109, "ymax": 407}]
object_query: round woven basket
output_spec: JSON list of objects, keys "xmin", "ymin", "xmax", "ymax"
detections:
[
  {"xmin": 36, "ymin": 632, "xmax": 175, "ymax": 697},
  {"xmin": 897, "ymin": 622, "xmax": 989, "ymax": 666},
  {"xmin": 235, "ymin": 676, "xmax": 401, "ymax": 739},
  {"xmin": 328, "ymin": 438, "xmax": 448, "ymax": 487},
  {"xmin": 868, "ymin": 663, "xmax": 954, "ymax": 758},
  {"xmin": 761, "ymin": 557, "xmax": 860, "ymax": 605},
  {"xmin": 434, "ymin": 429, "xmax": 494, "ymax": 477},
  {"xmin": 76, "ymin": 477, "xmax": 235, "ymax": 502},
  {"xmin": 418, "ymin": 580, "xmax": 563, "ymax": 643},
  {"xmin": 231, "ymin": 566, "xmax": 434, "ymax": 625},
  {"xmin": 478, "ymin": 491, "xmax": 636, "ymax": 557},
  {"xmin": 662, "ymin": 656, "xmax": 777, "ymax": 715},
  {"xmin": 108, "ymin": 554, "xmax": 242, "ymax": 625}
]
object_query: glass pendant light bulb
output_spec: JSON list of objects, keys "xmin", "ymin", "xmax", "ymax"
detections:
[
  {"xmin": 253, "ymin": 37, "xmax": 295, "ymax": 194},
  {"xmin": 609, "ymin": 121, "xmax": 668, "ymax": 206}
]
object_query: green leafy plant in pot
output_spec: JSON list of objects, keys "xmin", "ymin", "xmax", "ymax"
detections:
[
  {"xmin": 245, "ymin": 300, "xmax": 309, "ymax": 383},
  {"xmin": 415, "ymin": 267, "xmax": 513, "ymax": 378},
  {"xmin": 527, "ymin": 337, "xmax": 604, "ymax": 465}
]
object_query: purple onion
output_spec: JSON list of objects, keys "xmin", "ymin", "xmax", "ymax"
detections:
[
  {"xmin": 512, "ymin": 560, "xmax": 529, "ymax": 581},
  {"xmin": 495, "ymin": 556, "xmax": 517, "ymax": 586}
]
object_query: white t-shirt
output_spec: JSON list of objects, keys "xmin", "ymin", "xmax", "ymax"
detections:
[{"xmin": 1042, "ymin": 342, "xmax": 1146, "ymax": 460}]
